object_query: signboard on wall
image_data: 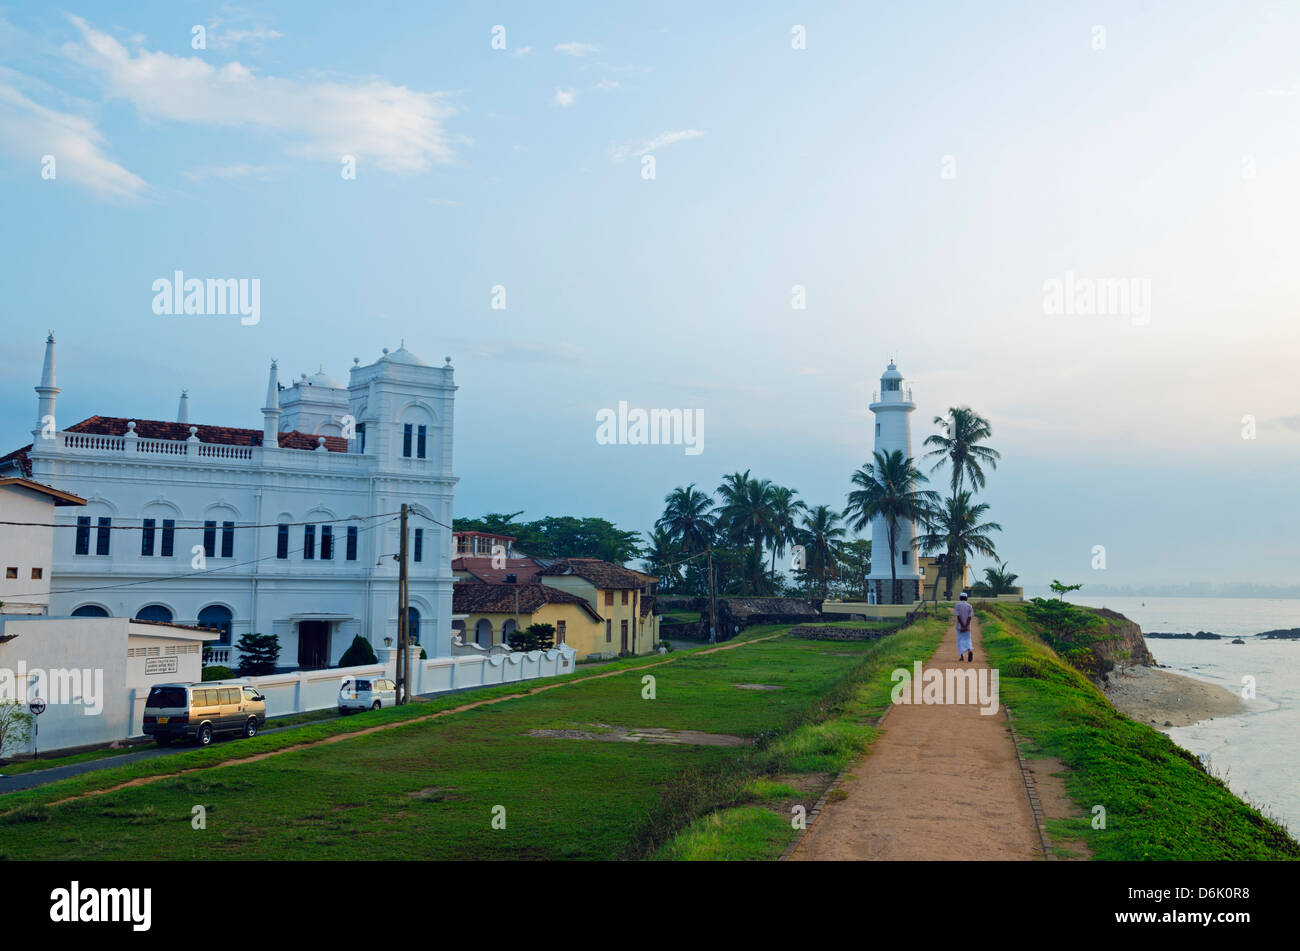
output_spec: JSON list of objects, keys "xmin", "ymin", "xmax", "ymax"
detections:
[{"xmin": 145, "ymin": 656, "xmax": 179, "ymax": 675}]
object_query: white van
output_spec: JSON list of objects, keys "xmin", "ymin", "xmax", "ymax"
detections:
[{"xmin": 338, "ymin": 677, "xmax": 397, "ymax": 713}]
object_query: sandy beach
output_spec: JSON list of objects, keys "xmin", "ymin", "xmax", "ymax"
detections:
[{"xmin": 1103, "ymin": 664, "xmax": 1246, "ymax": 729}]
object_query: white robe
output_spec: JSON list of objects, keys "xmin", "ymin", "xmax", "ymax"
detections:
[{"xmin": 957, "ymin": 628, "xmax": 972, "ymax": 655}]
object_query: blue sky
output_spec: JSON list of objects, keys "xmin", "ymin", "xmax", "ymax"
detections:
[{"xmin": 2, "ymin": 1, "xmax": 1298, "ymax": 590}]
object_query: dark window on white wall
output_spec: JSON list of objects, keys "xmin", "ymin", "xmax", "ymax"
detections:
[
  {"xmin": 95, "ymin": 518, "xmax": 112, "ymax": 556},
  {"xmin": 417, "ymin": 425, "xmax": 427, "ymax": 459},
  {"xmin": 141, "ymin": 518, "xmax": 156, "ymax": 556},
  {"xmin": 402, "ymin": 423, "xmax": 413, "ymax": 457},
  {"xmin": 75, "ymin": 516, "xmax": 90, "ymax": 555},
  {"xmin": 161, "ymin": 519, "xmax": 175, "ymax": 557},
  {"xmin": 321, "ymin": 525, "xmax": 334, "ymax": 560},
  {"xmin": 277, "ymin": 524, "xmax": 289, "ymax": 559},
  {"xmin": 221, "ymin": 521, "xmax": 234, "ymax": 558},
  {"xmin": 304, "ymin": 525, "xmax": 316, "ymax": 559},
  {"xmin": 203, "ymin": 520, "xmax": 217, "ymax": 557},
  {"xmin": 346, "ymin": 526, "xmax": 358, "ymax": 561},
  {"xmin": 413, "ymin": 528, "xmax": 423, "ymax": 563}
]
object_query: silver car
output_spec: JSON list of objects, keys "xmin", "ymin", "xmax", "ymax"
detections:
[{"xmin": 338, "ymin": 677, "xmax": 397, "ymax": 713}]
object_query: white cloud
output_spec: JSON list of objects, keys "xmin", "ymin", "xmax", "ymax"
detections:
[
  {"xmin": 510, "ymin": 46, "xmax": 534, "ymax": 57},
  {"xmin": 63, "ymin": 16, "xmax": 461, "ymax": 173},
  {"xmin": 553, "ymin": 87, "xmax": 576, "ymax": 107},
  {"xmin": 609, "ymin": 128, "xmax": 705, "ymax": 163},
  {"xmin": 595, "ymin": 79, "xmax": 620, "ymax": 90},
  {"xmin": 0, "ymin": 81, "xmax": 147, "ymax": 200},
  {"xmin": 181, "ymin": 163, "xmax": 270, "ymax": 182},
  {"xmin": 554, "ymin": 41, "xmax": 599, "ymax": 57}
]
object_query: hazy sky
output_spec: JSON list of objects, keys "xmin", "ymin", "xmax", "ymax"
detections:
[{"xmin": 2, "ymin": 2, "xmax": 1298, "ymax": 589}]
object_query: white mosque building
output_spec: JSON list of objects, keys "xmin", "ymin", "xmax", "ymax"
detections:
[
  {"xmin": 866, "ymin": 361, "xmax": 925, "ymax": 604},
  {"xmin": 0, "ymin": 335, "xmax": 458, "ymax": 671}
]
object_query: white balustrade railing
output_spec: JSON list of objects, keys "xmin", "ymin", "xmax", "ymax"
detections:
[
  {"xmin": 138, "ymin": 438, "xmax": 187, "ymax": 455},
  {"xmin": 63, "ymin": 433, "xmax": 125, "ymax": 451},
  {"xmin": 197, "ymin": 443, "xmax": 253, "ymax": 460},
  {"xmin": 53, "ymin": 431, "xmax": 359, "ymax": 465}
]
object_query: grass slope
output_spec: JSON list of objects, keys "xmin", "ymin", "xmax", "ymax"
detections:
[
  {"xmin": 983, "ymin": 603, "xmax": 1298, "ymax": 861},
  {"xmin": 0, "ymin": 623, "xmax": 943, "ymax": 861}
]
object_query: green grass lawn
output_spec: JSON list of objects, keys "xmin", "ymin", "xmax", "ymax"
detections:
[
  {"xmin": 0, "ymin": 624, "xmax": 945, "ymax": 860},
  {"xmin": 983, "ymin": 603, "xmax": 1299, "ymax": 861}
]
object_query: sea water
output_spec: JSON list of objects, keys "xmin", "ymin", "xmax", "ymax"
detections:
[{"xmin": 1071, "ymin": 596, "xmax": 1300, "ymax": 840}]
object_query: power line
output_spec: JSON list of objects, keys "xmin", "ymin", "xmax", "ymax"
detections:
[
  {"xmin": 0, "ymin": 510, "xmax": 402, "ymax": 532},
  {"xmin": 7, "ymin": 514, "xmax": 401, "ymax": 601}
]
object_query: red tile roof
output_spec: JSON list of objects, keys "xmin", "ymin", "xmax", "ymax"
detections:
[
  {"xmin": 452, "ymin": 557, "xmax": 543, "ymax": 584},
  {"xmin": 537, "ymin": 558, "xmax": 658, "ymax": 589},
  {"xmin": 453, "ymin": 582, "xmax": 602, "ymax": 622},
  {"xmin": 0, "ymin": 445, "xmax": 33, "ymax": 478},
  {"xmin": 65, "ymin": 416, "xmax": 348, "ymax": 452}
]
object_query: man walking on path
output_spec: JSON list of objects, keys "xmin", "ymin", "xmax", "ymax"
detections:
[
  {"xmin": 954, "ymin": 592, "xmax": 973, "ymax": 662},
  {"xmin": 789, "ymin": 615, "xmax": 1042, "ymax": 860}
]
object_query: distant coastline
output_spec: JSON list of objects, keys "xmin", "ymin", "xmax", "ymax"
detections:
[
  {"xmin": 1029, "ymin": 585, "xmax": 1300, "ymax": 599},
  {"xmin": 1145, "ymin": 628, "xmax": 1300, "ymax": 640}
]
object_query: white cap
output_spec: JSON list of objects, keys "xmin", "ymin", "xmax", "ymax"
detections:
[{"xmin": 959, "ymin": 592, "xmax": 968, "ymax": 600}]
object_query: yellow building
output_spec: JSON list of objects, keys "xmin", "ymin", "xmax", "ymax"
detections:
[
  {"xmin": 536, "ymin": 558, "xmax": 660, "ymax": 658},
  {"xmin": 452, "ymin": 582, "xmax": 603, "ymax": 651},
  {"xmin": 919, "ymin": 555, "xmax": 971, "ymax": 601}
]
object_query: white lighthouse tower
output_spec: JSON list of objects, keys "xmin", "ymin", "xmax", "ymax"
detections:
[{"xmin": 866, "ymin": 361, "xmax": 923, "ymax": 604}]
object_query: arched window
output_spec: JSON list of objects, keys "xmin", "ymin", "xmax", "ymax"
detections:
[
  {"xmin": 198, "ymin": 605, "xmax": 234, "ymax": 646},
  {"xmin": 501, "ymin": 618, "xmax": 518, "ymax": 644},
  {"xmin": 135, "ymin": 604, "xmax": 174, "ymax": 623},
  {"xmin": 72, "ymin": 604, "xmax": 110, "ymax": 618},
  {"xmin": 406, "ymin": 606, "xmax": 421, "ymax": 645},
  {"xmin": 474, "ymin": 618, "xmax": 493, "ymax": 647}
]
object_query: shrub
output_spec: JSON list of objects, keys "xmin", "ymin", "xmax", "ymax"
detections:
[
  {"xmin": 338, "ymin": 634, "xmax": 378, "ymax": 668},
  {"xmin": 202, "ymin": 666, "xmax": 235, "ymax": 682},
  {"xmin": 235, "ymin": 633, "xmax": 280, "ymax": 676},
  {"xmin": 507, "ymin": 623, "xmax": 556, "ymax": 653},
  {"xmin": 0, "ymin": 700, "xmax": 33, "ymax": 759}
]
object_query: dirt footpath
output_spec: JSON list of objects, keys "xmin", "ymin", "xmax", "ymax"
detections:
[{"xmin": 791, "ymin": 617, "xmax": 1043, "ymax": 861}]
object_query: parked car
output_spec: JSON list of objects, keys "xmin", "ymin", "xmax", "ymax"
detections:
[
  {"xmin": 338, "ymin": 677, "xmax": 397, "ymax": 713},
  {"xmin": 142, "ymin": 682, "xmax": 267, "ymax": 747}
]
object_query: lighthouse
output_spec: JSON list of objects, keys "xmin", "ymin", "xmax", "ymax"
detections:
[{"xmin": 866, "ymin": 361, "xmax": 923, "ymax": 604}]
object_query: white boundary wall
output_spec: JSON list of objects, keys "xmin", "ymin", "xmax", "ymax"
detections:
[{"xmin": 127, "ymin": 644, "xmax": 578, "ymax": 734}]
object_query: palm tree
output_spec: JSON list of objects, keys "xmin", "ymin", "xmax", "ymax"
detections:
[
  {"xmin": 656, "ymin": 484, "xmax": 716, "ymax": 556},
  {"xmin": 844, "ymin": 450, "xmax": 939, "ymax": 603},
  {"xmin": 768, "ymin": 485, "xmax": 808, "ymax": 581},
  {"xmin": 923, "ymin": 407, "xmax": 1001, "ymax": 497},
  {"xmin": 797, "ymin": 505, "xmax": 847, "ymax": 598},
  {"xmin": 916, "ymin": 492, "xmax": 1003, "ymax": 598},
  {"xmin": 642, "ymin": 527, "xmax": 684, "ymax": 592},
  {"xmin": 716, "ymin": 472, "xmax": 777, "ymax": 594},
  {"xmin": 981, "ymin": 561, "xmax": 1019, "ymax": 596}
]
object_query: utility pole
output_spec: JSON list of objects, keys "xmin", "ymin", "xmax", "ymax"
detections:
[
  {"xmin": 396, "ymin": 503, "xmax": 409, "ymax": 704},
  {"xmin": 706, "ymin": 543, "xmax": 718, "ymax": 644}
]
